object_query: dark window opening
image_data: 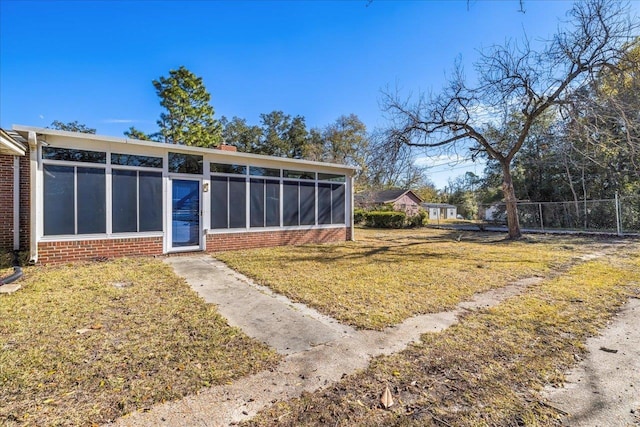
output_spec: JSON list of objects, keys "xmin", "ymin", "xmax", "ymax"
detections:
[
  {"xmin": 168, "ymin": 152, "xmax": 203, "ymax": 174},
  {"xmin": 43, "ymin": 147, "xmax": 106, "ymax": 163}
]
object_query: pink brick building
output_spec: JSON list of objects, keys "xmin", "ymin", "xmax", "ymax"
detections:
[{"xmin": 354, "ymin": 188, "xmax": 423, "ymax": 216}]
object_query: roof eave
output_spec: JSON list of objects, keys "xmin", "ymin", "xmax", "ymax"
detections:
[
  {"xmin": 0, "ymin": 128, "xmax": 27, "ymax": 156},
  {"xmin": 11, "ymin": 125, "xmax": 359, "ymax": 174}
]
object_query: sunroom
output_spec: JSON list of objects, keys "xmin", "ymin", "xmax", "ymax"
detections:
[{"xmin": 11, "ymin": 125, "xmax": 357, "ymax": 263}]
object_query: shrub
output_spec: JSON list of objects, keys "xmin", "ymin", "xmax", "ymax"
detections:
[
  {"xmin": 354, "ymin": 208, "xmax": 366, "ymax": 224},
  {"xmin": 407, "ymin": 211, "xmax": 427, "ymax": 228},
  {"xmin": 364, "ymin": 211, "xmax": 406, "ymax": 228}
]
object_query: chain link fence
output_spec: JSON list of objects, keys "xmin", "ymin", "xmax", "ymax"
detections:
[{"xmin": 479, "ymin": 194, "xmax": 640, "ymax": 235}]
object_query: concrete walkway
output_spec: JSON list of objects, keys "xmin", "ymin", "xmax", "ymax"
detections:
[
  {"xmin": 112, "ymin": 255, "xmax": 539, "ymax": 427},
  {"xmin": 165, "ymin": 256, "xmax": 353, "ymax": 355},
  {"xmin": 544, "ymin": 297, "xmax": 640, "ymax": 426}
]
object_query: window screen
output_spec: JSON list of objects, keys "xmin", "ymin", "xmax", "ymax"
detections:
[
  {"xmin": 250, "ymin": 179, "xmax": 265, "ymax": 227},
  {"xmin": 266, "ymin": 180, "xmax": 280, "ymax": 227},
  {"xmin": 112, "ymin": 170, "xmax": 138, "ymax": 232},
  {"xmin": 43, "ymin": 165, "xmax": 75, "ymax": 235},
  {"xmin": 112, "ymin": 170, "xmax": 162, "ymax": 233},
  {"xmin": 317, "ymin": 183, "xmax": 332, "ymax": 225},
  {"xmin": 300, "ymin": 182, "xmax": 316, "ymax": 225},
  {"xmin": 211, "ymin": 176, "xmax": 229, "ymax": 229},
  {"xmin": 210, "ymin": 176, "xmax": 247, "ymax": 229},
  {"xmin": 283, "ymin": 181, "xmax": 299, "ymax": 226},
  {"xmin": 332, "ymin": 184, "xmax": 345, "ymax": 224},
  {"xmin": 229, "ymin": 178, "xmax": 246, "ymax": 228},
  {"xmin": 77, "ymin": 167, "xmax": 106, "ymax": 234},
  {"xmin": 250, "ymin": 178, "xmax": 280, "ymax": 227},
  {"xmin": 139, "ymin": 172, "xmax": 163, "ymax": 231}
]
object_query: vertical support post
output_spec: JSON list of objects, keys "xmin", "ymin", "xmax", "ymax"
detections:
[
  {"xmin": 615, "ymin": 192, "xmax": 621, "ymax": 236},
  {"xmin": 28, "ymin": 131, "xmax": 39, "ymax": 263},
  {"xmin": 538, "ymin": 203, "xmax": 544, "ymax": 231},
  {"xmin": 349, "ymin": 175, "xmax": 355, "ymax": 241}
]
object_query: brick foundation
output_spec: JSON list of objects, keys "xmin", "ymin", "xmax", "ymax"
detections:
[
  {"xmin": 34, "ymin": 227, "xmax": 350, "ymax": 264},
  {"xmin": 206, "ymin": 227, "xmax": 351, "ymax": 252},
  {"xmin": 37, "ymin": 236, "xmax": 164, "ymax": 264}
]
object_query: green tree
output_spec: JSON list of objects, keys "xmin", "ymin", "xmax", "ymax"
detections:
[
  {"xmin": 49, "ymin": 120, "xmax": 96, "ymax": 134},
  {"xmin": 220, "ymin": 116, "xmax": 262, "ymax": 152},
  {"xmin": 123, "ymin": 126, "xmax": 153, "ymax": 141},
  {"xmin": 254, "ymin": 111, "xmax": 308, "ymax": 158},
  {"xmin": 153, "ymin": 66, "xmax": 222, "ymax": 147},
  {"xmin": 322, "ymin": 114, "xmax": 369, "ymax": 168}
]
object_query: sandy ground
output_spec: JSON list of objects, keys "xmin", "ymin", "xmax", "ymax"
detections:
[{"xmin": 110, "ymin": 254, "xmax": 640, "ymax": 427}]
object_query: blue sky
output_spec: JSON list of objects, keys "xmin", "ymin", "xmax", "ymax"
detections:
[{"xmin": 2, "ymin": 0, "xmax": 630, "ymax": 188}]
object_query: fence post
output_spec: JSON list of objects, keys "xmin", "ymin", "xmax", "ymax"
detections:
[
  {"xmin": 615, "ymin": 192, "xmax": 622, "ymax": 236},
  {"xmin": 538, "ymin": 203, "xmax": 544, "ymax": 231}
]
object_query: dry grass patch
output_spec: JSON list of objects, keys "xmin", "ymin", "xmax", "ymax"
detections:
[
  {"xmin": 245, "ymin": 247, "xmax": 640, "ymax": 426},
  {"xmin": 216, "ymin": 228, "xmax": 596, "ymax": 329},
  {"xmin": 0, "ymin": 258, "xmax": 280, "ymax": 426}
]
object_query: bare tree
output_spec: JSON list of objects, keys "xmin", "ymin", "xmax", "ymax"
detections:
[
  {"xmin": 382, "ymin": 0, "xmax": 637, "ymax": 239},
  {"xmin": 364, "ymin": 129, "xmax": 430, "ymax": 190}
]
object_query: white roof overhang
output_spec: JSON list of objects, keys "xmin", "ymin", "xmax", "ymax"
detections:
[
  {"xmin": 0, "ymin": 128, "xmax": 27, "ymax": 156},
  {"xmin": 12, "ymin": 125, "xmax": 359, "ymax": 175}
]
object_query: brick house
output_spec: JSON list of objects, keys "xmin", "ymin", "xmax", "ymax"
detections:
[
  {"xmin": 354, "ymin": 189, "xmax": 423, "ymax": 216},
  {"xmin": 0, "ymin": 126, "xmax": 357, "ymax": 264}
]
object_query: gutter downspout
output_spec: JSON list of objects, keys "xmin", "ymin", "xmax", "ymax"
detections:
[
  {"xmin": 13, "ymin": 156, "xmax": 20, "ymax": 251},
  {"xmin": 0, "ymin": 251, "xmax": 23, "ymax": 286},
  {"xmin": 27, "ymin": 131, "xmax": 38, "ymax": 264}
]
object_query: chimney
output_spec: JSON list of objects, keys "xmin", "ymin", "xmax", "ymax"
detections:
[{"xmin": 217, "ymin": 144, "xmax": 237, "ymax": 152}]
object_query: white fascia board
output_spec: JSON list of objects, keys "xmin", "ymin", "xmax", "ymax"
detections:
[
  {"xmin": 0, "ymin": 129, "xmax": 26, "ymax": 156},
  {"xmin": 12, "ymin": 125, "xmax": 359, "ymax": 175}
]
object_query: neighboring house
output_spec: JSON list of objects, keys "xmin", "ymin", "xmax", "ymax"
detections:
[
  {"xmin": 0, "ymin": 125, "xmax": 358, "ymax": 264},
  {"xmin": 354, "ymin": 189, "xmax": 423, "ymax": 216},
  {"xmin": 422, "ymin": 203, "xmax": 457, "ymax": 221},
  {"xmin": 481, "ymin": 204, "xmax": 506, "ymax": 223}
]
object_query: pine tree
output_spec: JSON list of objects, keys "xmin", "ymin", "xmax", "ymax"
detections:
[{"xmin": 153, "ymin": 66, "xmax": 222, "ymax": 148}]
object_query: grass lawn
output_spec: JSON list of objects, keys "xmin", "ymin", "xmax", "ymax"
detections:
[
  {"xmin": 0, "ymin": 258, "xmax": 280, "ymax": 426},
  {"xmin": 242, "ymin": 235, "xmax": 640, "ymax": 426},
  {"xmin": 216, "ymin": 228, "xmax": 602, "ymax": 330}
]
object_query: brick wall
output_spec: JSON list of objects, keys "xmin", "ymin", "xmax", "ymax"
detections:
[
  {"xmin": 37, "ymin": 236, "xmax": 164, "ymax": 264},
  {"xmin": 0, "ymin": 155, "xmax": 15, "ymax": 251},
  {"xmin": 0, "ymin": 151, "xmax": 30, "ymax": 253},
  {"xmin": 206, "ymin": 227, "xmax": 350, "ymax": 252},
  {"xmin": 19, "ymin": 152, "xmax": 30, "ymax": 250}
]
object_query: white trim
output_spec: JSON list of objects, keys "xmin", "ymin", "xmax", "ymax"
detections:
[
  {"xmin": 38, "ymin": 231, "xmax": 164, "ymax": 242},
  {"xmin": 206, "ymin": 224, "xmax": 346, "ymax": 235},
  {"xmin": 0, "ymin": 129, "xmax": 26, "ymax": 156},
  {"xmin": 13, "ymin": 156, "xmax": 20, "ymax": 251},
  {"xmin": 168, "ymin": 177, "xmax": 203, "ymax": 252},
  {"xmin": 349, "ymin": 175, "xmax": 355, "ymax": 241},
  {"xmin": 13, "ymin": 125, "xmax": 358, "ymax": 175},
  {"xmin": 28, "ymin": 132, "xmax": 38, "ymax": 263}
]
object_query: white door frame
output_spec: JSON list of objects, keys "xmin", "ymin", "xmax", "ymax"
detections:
[{"xmin": 167, "ymin": 177, "xmax": 203, "ymax": 252}]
